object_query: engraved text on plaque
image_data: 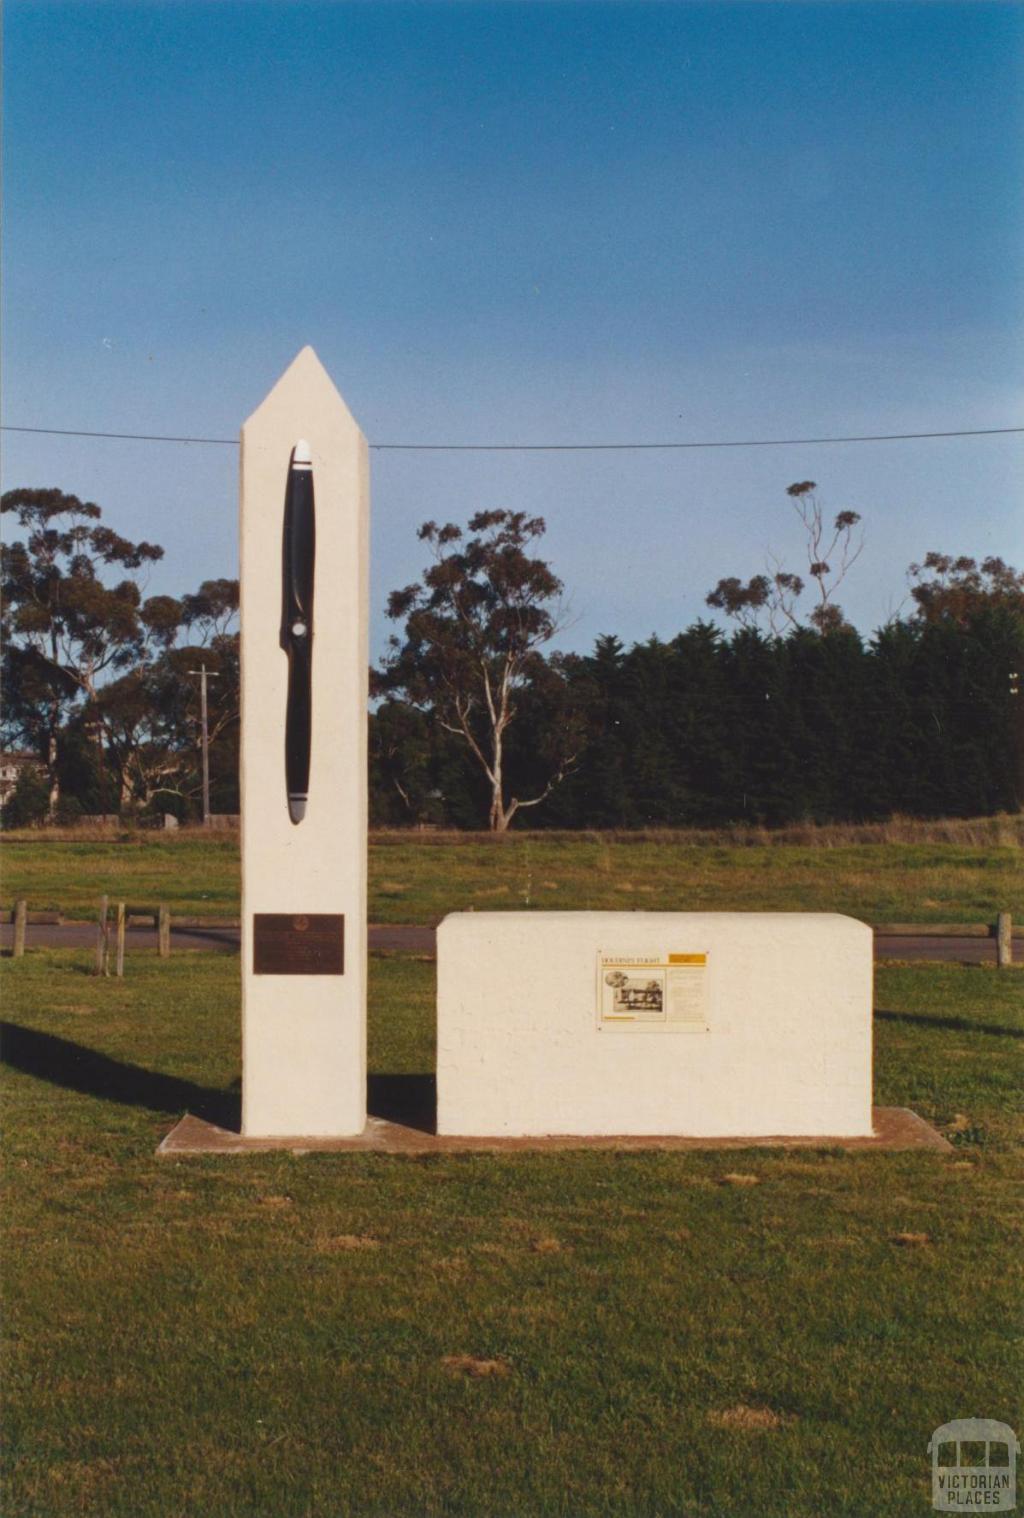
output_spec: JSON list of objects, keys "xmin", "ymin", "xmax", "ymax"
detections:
[{"xmin": 253, "ymin": 913, "xmax": 345, "ymax": 975}]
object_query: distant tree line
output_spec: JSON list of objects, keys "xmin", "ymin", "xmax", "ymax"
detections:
[
  {"xmin": 372, "ymin": 610, "xmax": 1022, "ymax": 828},
  {"xmin": 372, "ymin": 492, "xmax": 1024, "ymax": 828},
  {"xmin": 3, "ymin": 484, "xmax": 1021, "ymax": 829}
]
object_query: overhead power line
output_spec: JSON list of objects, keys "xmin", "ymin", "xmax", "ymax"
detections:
[
  {"xmin": 371, "ymin": 426, "xmax": 1024, "ymax": 452},
  {"xmin": 3, "ymin": 425, "xmax": 239, "ymax": 447},
  {"xmin": 1, "ymin": 422, "xmax": 1022, "ymax": 452}
]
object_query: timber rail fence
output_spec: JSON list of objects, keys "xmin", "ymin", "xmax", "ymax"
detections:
[
  {"xmin": 4, "ymin": 900, "xmax": 172, "ymax": 973},
  {"xmin": 2, "ymin": 904, "xmax": 1022, "ymax": 967}
]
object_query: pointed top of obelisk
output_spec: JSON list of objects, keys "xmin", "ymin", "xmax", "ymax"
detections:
[{"xmin": 242, "ymin": 346, "xmax": 364, "ymax": 442}]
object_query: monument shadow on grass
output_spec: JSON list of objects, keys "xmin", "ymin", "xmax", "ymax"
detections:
[
  {"xmin": 10, "ymin": 1013, "xmax": 992, "ymax": 1143},
  {"xmin": 875, "ymin": 1008, "xmax": 1024, "ymax": 1041},
  {"xmin": 0, "ymin": 1020, "xmax": 242, "ymax": 1129},
  {"xmin": 367, "ymin": 1073, "xmax": 436, "ymax": 1134},
  {"xmin": 1, "ymin": 1020, "xmax": 436, "ymax": 1135}
]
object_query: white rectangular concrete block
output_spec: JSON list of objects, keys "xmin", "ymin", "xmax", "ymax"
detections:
[
  {"xmin": 437, "ymin": 912, "xmax": 873, "ymax": 1137},
  {"xmin": 240, "ymin": 348, "xmax": 368, "ymax": 1137}
]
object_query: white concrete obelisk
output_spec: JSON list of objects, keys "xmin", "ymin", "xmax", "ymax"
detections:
[{"xmin": 240, "ymin": 347, "xmax": 368, "ymax": 1136}]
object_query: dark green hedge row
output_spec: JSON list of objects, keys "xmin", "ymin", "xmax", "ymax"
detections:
[{"xmin": 370, "ymin": 609, "xmax": 1022, "ymax": 828}]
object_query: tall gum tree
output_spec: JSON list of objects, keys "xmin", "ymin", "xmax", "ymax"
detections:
[
  {"xmin": 378, "ymin": 510, "xmax": 578, "ymax": 831},
  {"xmin": 1, "ymin": 489, "xmax": 240, "ymax": 817},
  {"xmin": 1, "ymin": 488, "xmax": 166, "ymax": 814}
]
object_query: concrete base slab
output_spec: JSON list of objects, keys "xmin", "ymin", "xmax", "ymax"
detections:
[{"xmin": 158, "ymin": 1105, "xmax": 952, "ymax": 1156}]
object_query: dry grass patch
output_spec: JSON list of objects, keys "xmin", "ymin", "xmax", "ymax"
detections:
[
  {"xmin": 369, "ymin": 815, "xmax": 1024, "ymax": 847},
  {"xmin": 708, "ymin": 1405, "xmax": 796, "ymax": 1431},
  {"xmin": 471, "ymin": 1241, "xmax": 516, "ymax": 1258},
  {"xmin": 434, "ymin": 1254, "xmax": 470, "ymax": 1277},
  {"xmin": 45, "ymin": 1457, "xmax": 124, "ymax": 1497},
  {"xmin": 315, "ymin": 1233, "xmax": 380, "ymax": 1252},
  {"xmin": 441, "ymin": 1355, "xmax": 512, "ymax": 1379}
]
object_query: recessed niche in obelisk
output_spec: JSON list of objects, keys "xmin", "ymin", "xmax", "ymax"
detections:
[{"xmin": 239, "ymin": 347, "xmax": 368, "ymax": 1137}]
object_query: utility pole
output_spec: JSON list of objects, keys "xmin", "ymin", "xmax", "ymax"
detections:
[
  {"xmin": 188, "ymin": 663, "xmax": 218, "ymax": 826},
  {"xmin": 1011, "ymin": 667, "xmax": 1024, "ymax": 810}
]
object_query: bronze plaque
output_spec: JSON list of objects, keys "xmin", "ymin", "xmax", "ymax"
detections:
[{"xmin": 253, "ymin": 913, "xmax": 344, "ymax": 975}]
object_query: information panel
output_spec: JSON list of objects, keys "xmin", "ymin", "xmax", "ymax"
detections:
[{"xmin": 597, "ymin": 951, "xmax": 708, "ymax": 1033}]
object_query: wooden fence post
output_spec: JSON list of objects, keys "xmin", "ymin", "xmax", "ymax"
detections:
[
  {"xmin": 157, "ymin": 905, "xmax": 171, "ymax": 959},
  {"xmin": 96, "ymin": 895, "xmax": 109, "ymax": 976},
  {"xmin": 115, "ymin": 902, "xmax": 126, "ymax": 978},
  {"xmin": 13, "ymin": 900, "xmax": 27, "ymax": 958},
  {"xmin": 996, "ymin": 912, "xmax": 1013, "ymax": 968}
]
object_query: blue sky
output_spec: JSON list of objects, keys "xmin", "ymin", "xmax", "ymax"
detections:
[{"xmin": 3, "ymin": 0, "xmax": 1022, "ymax": 658}]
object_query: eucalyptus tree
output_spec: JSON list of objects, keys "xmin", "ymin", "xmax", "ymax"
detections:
[
  {"xmin": 907, "ymin": 552, "xmax": 1024, "ymax": 627},
  {"xmin": 706, "ymin": 481, "xmax": 863, "ymax": 635},
  {"xmin": 1, "ymin": 487, "xmax": 167, "ymax": 813},
  {"xmin": 1, "ymin": 487, "xmax": 240, "ymax": 816},
  {"xmin": 378, "ymin": 510, "xmax": 579, "ymax": 831}
]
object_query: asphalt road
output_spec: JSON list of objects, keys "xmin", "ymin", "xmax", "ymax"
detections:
[{"xmin": 0, "ymin": 922, "xmax": 1005, "ymax": 962}]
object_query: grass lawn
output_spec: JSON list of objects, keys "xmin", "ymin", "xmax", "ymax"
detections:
[
  {"xmin": 2, "ymin": 829, "xmax": 1022, "ymax": 925},
  {"xmin": 2, "ymin": 948, "xmax": 1021, "ymax": 1517}
]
